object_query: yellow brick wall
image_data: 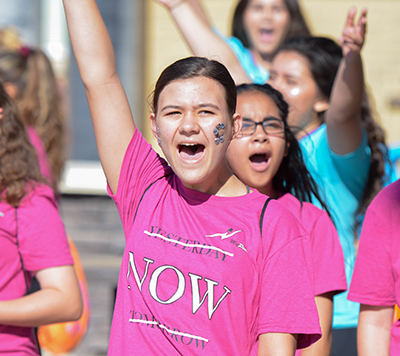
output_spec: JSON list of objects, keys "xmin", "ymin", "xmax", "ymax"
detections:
[{"xmin": 144, "ymin": 0, "xmax": 400, "ymax": 146}]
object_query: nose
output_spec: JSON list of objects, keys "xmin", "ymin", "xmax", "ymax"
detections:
[
  {"xmin": 179, "ymin": 112, "xmax": 200, "ymax": 136},
  {"xmin": 261, "ymin": 5, "xmax": 273, "ymax": 20},
  {"xmin": 252, "ymin": 123, "xmax": 269, "ymax": 143}
]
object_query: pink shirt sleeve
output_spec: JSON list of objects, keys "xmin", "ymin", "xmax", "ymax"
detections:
[
  {"xmin": 258, "ymin": 201, "xmax": 321, "ymax": 349},
  {"xmin": 108, "ymin": 128, "xmax": 172, "ymax": 238},
  {"xmin": 309, "ymin": 210, "xmax": 347, "ymax": 296},
  {"xmin": 17, "ymin": 184, "xmax": 73, "ymax": 272},
  {"xmin": 348, "ymin": 196, "xmax": 395, "ymax": 306}
]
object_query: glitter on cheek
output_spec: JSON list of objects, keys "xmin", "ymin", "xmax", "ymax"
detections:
[{"xmin": 290, "ymin": 88, "xmax": 300, "ymax": 96}]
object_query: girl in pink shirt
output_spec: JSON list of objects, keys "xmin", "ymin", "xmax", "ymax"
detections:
[
  {"xmin": 348, "ymin": 180, "xmax": 400, "ymax": 355},
  {"xmin": 62, "ymin": 0, "xmax": 321, "ymax": 354},
  {"xmin": 0, "ymin": 47, "xmax": 66, "ymax": 193},
  {"xmin": 226, "ymin": 83, "xmax": 347, "ymax": 356},
  {"xmin": 0, "ymin": 84, "xmax": 82, "ymax": 355}
]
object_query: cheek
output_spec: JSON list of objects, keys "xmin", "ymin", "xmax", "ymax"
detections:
[{"xmin": 226, "ymin": 138, "xmax": 248, "ymax": 169}]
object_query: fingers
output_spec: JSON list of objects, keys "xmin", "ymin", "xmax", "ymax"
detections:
[
  {"xmin": 357, "ymin": 8, "xmax": 368, "ymax": 37},
  {"xmin": 345, "ymin": 6, "xmax": 356, "ymax": 28},
  {"xmin": 341, "ymin": 6, "xmax": 368, "ymax": 51}
]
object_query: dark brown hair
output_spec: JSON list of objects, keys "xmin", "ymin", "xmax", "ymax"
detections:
[
  {"xmin": 0, "ymin": 48, "xmax": 65, "ymax": 191},
  {"xmin": 0, "ymin": 84, "xmax": 44, "ymax": 206},
  {"xmin": 150, "ymin": 56, "xmax": 237, "ymax": 116},
  {"xmin": 232, "ymin": 0, "xmax": 311, "ymax": 50},
  {"xmin": 237, "ymin": 83, "xmax": 330, "ymax": 214}
]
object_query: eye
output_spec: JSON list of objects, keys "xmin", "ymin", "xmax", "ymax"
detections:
[
  {"xmin": 269, "ymin": 72, "xmax": 277, "ymax": 81},
  {"xmin": 199, "ymin": 110, "xmax": 214, "ymax": 115},
  {"xmin": 286, "ymin": 78, "xmax": 297, "ymax": 85},
  {"xmin": 165, "ymin": 111, "xmax": 181, "ymax": 116}
]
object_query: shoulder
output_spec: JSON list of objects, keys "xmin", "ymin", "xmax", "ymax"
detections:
[
  {"xmin": 367, "ymin": 180, "xmax": 400, "ymax": 219},
  {"xmin": 20, "ymin": 183, "xmax": 57, "ymax": 207}
]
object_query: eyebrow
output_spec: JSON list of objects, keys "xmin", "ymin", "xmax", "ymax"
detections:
[{"xmin": 160, "ymin": 103, "xmax": 221, "ymax": 113}]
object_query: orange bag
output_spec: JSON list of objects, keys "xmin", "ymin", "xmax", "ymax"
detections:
[
  {"xmin": 38, "ymin": 236, "xmax": 91, "ymax": 354},
  {"xmin": 394, "ymin": 304, "xmax": 400, "ymax": 324}
]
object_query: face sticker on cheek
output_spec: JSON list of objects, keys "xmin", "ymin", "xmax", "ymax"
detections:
[{"xmin": 289, "ymin": 88, "xmax": 300, "ymax": 97}]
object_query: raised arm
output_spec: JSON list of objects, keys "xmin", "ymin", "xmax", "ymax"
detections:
[
  {"xmin": 62, "ymin": 0, "xmax": 135, "ymax": 193},
  {"xmin": 0, "ymin": 265, "xmax": 82, "ymax": 327},
  {"xmin": 325, "ymin": 7, "xmax": 367, "ymax": 155},
  {"xmin": 153, "ymin": 0, "xmax": 251, "ymax": 84}
]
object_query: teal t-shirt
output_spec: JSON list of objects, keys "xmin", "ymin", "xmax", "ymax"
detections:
[
  {"xmin": 215, "ymin": 30, "xmax": 269, "ymax": 84},
  {"xmin": 300, "ymin": 124, "xmax": 370, "ymax": 328}
]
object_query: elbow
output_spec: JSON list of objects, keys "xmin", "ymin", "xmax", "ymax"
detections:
[{"xmin": 68, "ymin": 292, "xmax": 84, "ymax": 322}]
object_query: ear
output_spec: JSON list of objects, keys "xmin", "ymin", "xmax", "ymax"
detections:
[
  {"xmin": 231, "ymin": 113, "xmax": 242, "ymax": 140},
  {"xmin": 3, "ymin": 82, "xmax": 18, "ymax": 99},
  {"xmin": 313, "ymin": 97, "xmax": 330, "ymax": 113},
  {"xmin": 150, "ymin": 113, "xmax": 158, "ymax": 140}
]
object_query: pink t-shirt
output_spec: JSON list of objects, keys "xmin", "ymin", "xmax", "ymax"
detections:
[
  {"xmin": 348, "ymin": 180, "xmax": 400, "ymax": 355},
  {"xmin": 278, "ymin": 193, "xmax": 347, "ymax": 296},
  {"xmin": 0, "ymin": 184, "xmax": 73, "ymax": 355},
  {"xmin": 278, "ymin": 194, "xmax": 347, "ymax": 356},
  {"xmin": 26, "ymin": 126, "xmax": 53, "ymax": 187},
  {"xmin": 107, "ymin": 129, "xmax": 321, "ymax": 355}
]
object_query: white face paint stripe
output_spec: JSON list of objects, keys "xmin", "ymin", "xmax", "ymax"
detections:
[
  {"xmin": 144, "ymin": 230, "xmax": 234, "ymax": 257},
  {"xmin": 128, "ymin": 318, "xmax": 209, "ymax": 342}
]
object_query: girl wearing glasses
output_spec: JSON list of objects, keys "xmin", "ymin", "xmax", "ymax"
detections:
[
  {"xmin": 62, "ymin": 0, "xmax": 322, "ymax": 354},
  {"xmin": 227, "ymin": 83, "xmax": 347, "ymax": 356}
]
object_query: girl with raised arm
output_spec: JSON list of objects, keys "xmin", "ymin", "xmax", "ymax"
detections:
[
  {"xmin": 226, "ymin": 83, "xmax": 347, "ymax": 356},
  {"xmin": 268, "ymin": 8, "xmax": 389, "ymax": 355},
  {"xmin": 62, "ymin": 0, "xmax": 321, "ymax": 354},
  {"xmin": 153, "ymin": 0, "xmax": 311, "ymax": 84},
  {"xmin": 0, "ymin": 85, "xmax": 82, "ymax": 355}
]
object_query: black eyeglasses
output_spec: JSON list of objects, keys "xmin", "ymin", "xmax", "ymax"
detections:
[{"xmin": 240, "ymin": 118, "xmax": 285, "ymax": 136}]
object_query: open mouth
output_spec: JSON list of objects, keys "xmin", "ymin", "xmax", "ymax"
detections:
[
  {"xmin": 178, "ymin": 143, "xmax": 205, "ymax": 160},
  {"xmin": 249, "ymin": 153, "xmax": 270, "ymax": 171},
  {"xmin": 259, "ymin": 28, "xmax": 274, "ymax": 42}
]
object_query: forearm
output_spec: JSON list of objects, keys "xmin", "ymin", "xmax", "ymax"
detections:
[
  {"xmin": 62, "ymin": 0, "xmax": 118, "ymax": 87},
  {"xmin": 62, "ymin": 0, "xmax": 135, "ymax": 192},
  {"xmin": 165, "ymin": 0, "xmax": 250, "ymax": 84},
  {"xmin": 258, "ymin": 332, "xmax": 297, "ymax": 356},
  {"xmin": 327, "ymin": 55, "xmax": 364, "ymax": 124},
  {"xmin": 0, "ymin": 266, "xmax": 82, "ymax": 327},
  {"xmin": 357, "ymin": 304, "xmax": 392, "ymax": 356}
]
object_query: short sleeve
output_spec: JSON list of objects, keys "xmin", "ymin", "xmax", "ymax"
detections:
[
  {"xmin": 329, "ymin": 129, "xmax": 370, "ymax": 201},
  {"xmin": 108, "ymin": 128, "xmax": 172, "ymax": 237},
  {"xmin": 17, "ymin": 185, "xmax": 72, "ymax": 272},
  {"xmin": 258, "ymin": 208, "xmax": 321, "ymax": 349},
  {"xmin": 310, "ymin": 211, "xmax": 347, "ymax": 296},
  {"xmin": 348, "ymin": 207, "xmax": 395, "ymax": 306}
]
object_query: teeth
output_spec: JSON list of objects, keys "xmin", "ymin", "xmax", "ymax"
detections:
[{"xmin": 181, "ymin": 143, "xmax": 197, "ymax": 146}]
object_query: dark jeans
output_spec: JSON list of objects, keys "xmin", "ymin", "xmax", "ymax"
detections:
[{"xmin": 330, "ymin": 327, "xmax": 357, "ymax": 356}]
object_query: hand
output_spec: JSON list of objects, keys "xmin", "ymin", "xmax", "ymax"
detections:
[{"xmin": 339, "ymin": 7, "xmax": 367, "ymax": 60}]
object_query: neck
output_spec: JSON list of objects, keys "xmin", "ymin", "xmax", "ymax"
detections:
[
  {"xmin": 251, "ymin": 50, "xmax": 273, "ymax": 72},
  {"xmin": 295, "ymin": 118, "xmax": 322, "ymax": 140},
  {"xmin": 257, "ymin": 183, "xmax": 279, "ymax": 199},
  {"xmin": 182, "ymin": 162, "xmax": 250, "ymax": 197}
]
